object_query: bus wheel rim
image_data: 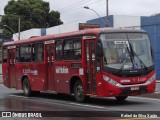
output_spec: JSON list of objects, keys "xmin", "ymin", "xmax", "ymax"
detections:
[
  {"xmin": 24, "ymin": 82, "xmax": 29, "ymax": 94},
  {"xmin": 76, "ymin": 84, "xmax": 84, "ymax": 98}
]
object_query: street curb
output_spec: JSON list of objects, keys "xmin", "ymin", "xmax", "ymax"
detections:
[{"xmin": 138, "ymin": 92, "xmax": 160, "ymax": 99}]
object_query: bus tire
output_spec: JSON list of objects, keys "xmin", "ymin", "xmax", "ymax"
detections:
[
  {"xmin": 115, "ymin": 96, "xmax": 128, "ymax": 101},
  {"xmin": 74, "ymin": 80, "xmax": 85, "ymax": 102},
  {"xmin": 23, "ymin": 78, "xmax": 32, "ymax": 97},
  {"xmin": 32, "ymin": 91, "xmax": 40, "ymax": 96}
]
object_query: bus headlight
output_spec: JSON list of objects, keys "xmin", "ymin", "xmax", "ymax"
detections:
[
  {"xmin": 146, "ymin": 74, "xmax": 156, "ymax": 84},
  {"xmin": 103, "ymin": 75, "xmax": 121, "ymax": 87}
]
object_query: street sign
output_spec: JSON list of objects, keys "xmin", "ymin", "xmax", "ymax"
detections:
[
  {"xmin": 79, "ymin": 23, "xmax": 100, "ymax": 30},
  {"xmin": 3, "ymin": 39, "xmax": 14, "ymax": 42}
]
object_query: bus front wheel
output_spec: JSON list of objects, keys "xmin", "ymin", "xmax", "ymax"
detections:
[
  {"xmin": 23, "ymin": 78, "xmax": 31, "ymax": 97},
  {"xmin": 74, "ymin": 80, "xmax": 86, "ymax": 102}
]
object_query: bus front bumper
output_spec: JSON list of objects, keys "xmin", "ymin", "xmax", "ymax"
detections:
[{"xmin": 97, "ymin": 80, "xmax": 156, "ymax": 97}]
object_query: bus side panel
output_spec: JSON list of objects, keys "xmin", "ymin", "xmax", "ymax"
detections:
[
  {"xmin": 54, "ymin": 61, "xmax": 83, "ymax": 94},
  {"xmin": 54, "ymin": 62, "xmax": 70, "ymax": 94},
  {"xmin": 2, "ymin": 64, "xmax": 10, "ymax": 88},
  {"xmin": 15, "ymin": 63, "xmax": 30, "ymax": 90},
  {"xmin": 2, "ymin": 48, "xmax": 10, "ymax": 88},
  {"xmin": 30, "ymin": 63, "xmax": 47, "ymax": 91},
  {"xmin": 15, "ymin": 63, "xmax": 47, "ymax": 91}
]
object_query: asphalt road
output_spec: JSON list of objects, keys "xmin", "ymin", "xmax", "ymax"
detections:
[{"xmin": 0, "ymin": 85, "xmax": 160, "ymax": 120}]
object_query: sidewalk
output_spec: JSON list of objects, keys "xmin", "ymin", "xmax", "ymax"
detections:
[
  {"xmin": 139, "ymin": 81, "xmax": 160, "ymax": 99},
  {"xmin": 155, "ymin": 81, "xmax": 160, "ymax": 92}
]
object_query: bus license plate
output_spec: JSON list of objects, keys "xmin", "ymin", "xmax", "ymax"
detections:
[{"xmin": 130, "ymin": 86, "xmax": 139, "ymax": 91}]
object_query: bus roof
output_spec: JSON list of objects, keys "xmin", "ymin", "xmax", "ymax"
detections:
[{"xmin": 3, "ymin": 27, "xmax": 146, "ymax": 46}]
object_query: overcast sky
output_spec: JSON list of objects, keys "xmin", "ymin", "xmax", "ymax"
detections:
[{"xmin": 1, "ymin": 0, "xmax": 160, "ymax": 23}]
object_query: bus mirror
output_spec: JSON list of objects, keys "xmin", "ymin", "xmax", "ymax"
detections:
[{"xmin": 96, "ymin": 40, "xmax": 103, "ymax": 57}]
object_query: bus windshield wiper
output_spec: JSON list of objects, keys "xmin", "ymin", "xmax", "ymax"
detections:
[
  {"xmin": 126, "ymin": 34, "xmax": 148, "ymax": 71},
  {"xmin": 132, "ymin": 50, "xmax": 148, "ymax": 70}
]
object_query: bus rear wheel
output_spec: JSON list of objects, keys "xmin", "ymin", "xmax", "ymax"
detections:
[
  {"xmin": 23, "ymin": 78, "xmax": 31, "ymax": 97},
  {"xmin": 115, "ymin": 96, "xmax": 128, "ymax": 101},
  {"xmin": 74, "ymin": 81, "xmax": 86, "ymax": 102}
]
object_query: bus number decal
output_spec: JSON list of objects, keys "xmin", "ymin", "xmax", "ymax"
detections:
[
  {"xmin": 55, "ymin": 66, "xmax": 69, "ymax": 74},
  {"xmin": 23, "ymin": 69, "xmax": 38, "ymax": 75}
]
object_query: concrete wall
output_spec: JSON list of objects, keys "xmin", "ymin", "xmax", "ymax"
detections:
[
  {"xmin": 13, "ymin": 21, "xmax": 85, "ymax": 40},
  {"xmin": 13, "ymin": 28, "xmax": 41, "ymax": 41},
  {"xmin": 46, "ymin": 21, "xmax": 85, "ymax": 35}
]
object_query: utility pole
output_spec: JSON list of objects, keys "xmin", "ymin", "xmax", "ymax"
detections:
[
  {"xmin": 18, "ymin": 17, "xmax": 20, "ymax": 40},
  {"xmin": 106, "ymin": 0, "xmax": 109, "ymax": 27}
]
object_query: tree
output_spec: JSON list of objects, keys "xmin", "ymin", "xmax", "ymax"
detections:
[{"xmin": 2, "ymin": 0, "xmax": 63, "ymax": 38}]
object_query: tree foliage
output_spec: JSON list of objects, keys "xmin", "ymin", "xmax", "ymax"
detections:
[
  {"xmin": 151, "ymin": 13, "xmax": 160, "ymax": 17},
  {"xmin": 2, "ymin": 0, "xmax": 63, "ymax": 38}
]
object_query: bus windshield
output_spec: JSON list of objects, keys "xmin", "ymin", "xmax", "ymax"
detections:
[{"xmin": 100, "ymin": 33, "xmax": 154, "ymax": 70}]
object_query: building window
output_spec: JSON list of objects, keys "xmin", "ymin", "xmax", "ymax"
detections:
[
  {"xmin": 56, "ymin": 41, "xmax": 62, "ymax": 61},
  {"xmin": 63, "ymin": 38, "xmax": 81, "ymax": 60},
  {"xmin": 32, "ymin": 43, "xmax": 44, "ymax": 62},
  {"xmin": 19, "ymin": 45, "xmax": 31, "ymax": 62}
]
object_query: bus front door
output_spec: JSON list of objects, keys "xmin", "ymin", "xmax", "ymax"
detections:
[
  {"xmin": 85, "ymin": 40, "xmax": 97, "ymax": 95},
  {"xmin": 8, "ymin": 48, "xmax": 16, "ymax": 88},
  {"xmin": 46, "ymin": 43, "xmax": 55, "ymax": 90}
]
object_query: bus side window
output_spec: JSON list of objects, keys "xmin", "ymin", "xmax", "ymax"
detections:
[
  {"xmin": 3, "ymin": 48, "xmax": 7, "ymax": 63},
  {"xmin": 32, "ymin": 43, "xmax": 44, "ymax": 62},
  {"xmin": 19, "ymin": 45, "xmax": 31, "ymax": 62},
  {"xmin": 63, "ymin": 40, "xmax": 73, "ymax": 60},
  {"xmin": 63, "ymin": 38, "xmax": 81, "ymax": 60},
  {"xmin": 74, "ymin": 39, "xmax": 82, "ymax": 60},
  {"xmin": 16, "ymin": 47, "xmax": 19, "ymax": 62},
  {"xmin": 55, "ymin": 41, "xmax": 62, "ymax": 61}
]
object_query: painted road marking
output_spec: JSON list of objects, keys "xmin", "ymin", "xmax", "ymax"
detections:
[
  {"xmin": 9, "ymin": 94, "xmax": 29, "ymax": 99},
  {"xmin": 9, "ymin": 94, "xmax": 108, "ymax": 111},
  {"xmin": 10, "ymin": 94, "xmax": 105, "ymax": 109},
  {"xmin": 70, "ymin": 102, "xmax": 106, "ymax": 109},
  {"xmin": 130, "ymin": 96, "xmax": 160, "ymax": 102},
  {"xmin": 8, "ymin": 94, "xmax": 160, "ymax": 118}
]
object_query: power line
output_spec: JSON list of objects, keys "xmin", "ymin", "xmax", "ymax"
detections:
[
  {"xmin": 56, "ymin": 0, "xmax": 91, "ymax": 11},
  {"xmin": 59, "ymin": 0, "xmax": 93, "ymax": 13},
  {"xmin": 60, "ymin": 0, "xmax": 104, "ymax": 23},
  {"xmin": 60, "ymin": 0, "xmax": 101, "ymax": 14}
]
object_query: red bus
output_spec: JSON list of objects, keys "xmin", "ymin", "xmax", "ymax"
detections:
[{"xmin": 2, "ymin": 28, "xmax": 155, "ymax": 102}]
